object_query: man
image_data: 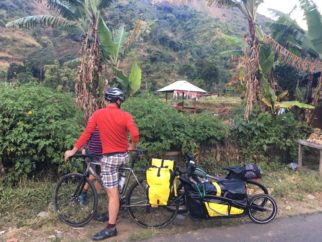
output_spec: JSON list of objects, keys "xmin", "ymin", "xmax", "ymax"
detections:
[{"xmin": 64, "ymin": 87, "xmax": 139, "ymax": 240}]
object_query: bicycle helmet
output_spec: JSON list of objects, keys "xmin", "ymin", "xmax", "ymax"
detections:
[{"xmin": 104, "ymin": 87, "xmax": 125, "ymax": 103}]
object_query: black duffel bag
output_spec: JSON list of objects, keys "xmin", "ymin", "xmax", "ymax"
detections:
[{"xmin": 225, "ymin": 163, "xmax": 261, "ymax": 181}]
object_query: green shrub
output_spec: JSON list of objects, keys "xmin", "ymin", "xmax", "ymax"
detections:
[
  {"xmin": 233, "ymin": 112, "xmax": 311, "ymax": 163},
  {"xmin": 123, "ymin": 93, "xmax": 228, "ymax": 155},
  {"xmin": 123, "ymin": 94, "xmax": 190, "ymax": 155},
  {"xmin": 0, "ymin": 83, "xmax": 82, "ymax": 183},
  {"xmin": 187, "ymin": 112, "xmax": 228, "ymax": 150}
]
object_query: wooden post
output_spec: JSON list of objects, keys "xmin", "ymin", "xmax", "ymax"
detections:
[
  {"xmin": 298, "ymin": 143, "xmax": 303, "ymax": 168},
  {"xmin": 320, "ymin": 150, "xmax": 322, "ymax": 175}
]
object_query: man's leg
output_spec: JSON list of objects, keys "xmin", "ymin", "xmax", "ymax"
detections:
[
  {"xmin": 106, "ymin": 187, "xmax": 119, "ymax": 224},
  {"xmin": 92, "ymin": 155, "xmax": 120, "ymax": 240}
]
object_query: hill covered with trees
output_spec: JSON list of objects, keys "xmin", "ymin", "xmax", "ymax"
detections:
[{"xmin": 0, "ymin": 0, "xmax": 271, "ymax": 92}]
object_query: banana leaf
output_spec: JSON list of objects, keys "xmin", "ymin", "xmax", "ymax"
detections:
[
  {"xmin": 128, "ymin": 63, "xmax": 142, "ymax": 95},
  {"xmin": 98, "ymin": 17, "xmax": 117, "ymax": 62},
  {"xmin": 276, "ymin": 101, "xmax": 314, "ymax": 110}
]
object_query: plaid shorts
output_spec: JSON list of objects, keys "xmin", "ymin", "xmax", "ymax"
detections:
[{"xmin": 100, "ymin": 153, "xmax": 129, "ymax": 189}]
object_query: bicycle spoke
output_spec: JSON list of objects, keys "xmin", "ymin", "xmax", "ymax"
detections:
[
  {"xmin": 126, "ymin": 179, "xmax": 178, "ymax": 228},
  {"xmin": 54, "ymin": 173, "xmax": 98, "ymax": 227}
]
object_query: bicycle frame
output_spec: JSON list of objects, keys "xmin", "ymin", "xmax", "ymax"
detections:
[{"xmin": 82, "ymin": 154, "xmax": 147, "ymax": 208}]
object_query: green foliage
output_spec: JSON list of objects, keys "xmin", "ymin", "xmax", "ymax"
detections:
[
  {"xmin": 6, "ymin": 15, "xmax": 74, "ymax": 29},
  {"xmin": 259, "ymin": 44, "xmax": 275, "ymax": 75},
  {"xmin": 187, "ymin": 112, "xmax": 228, "ymax": 149},
  {"xmin": 233, "ymin": 112, "xmax": 312, "ymax": 163},
  {"xmin": 123, "ymin": 94, "xmax": 189, "ymax": 155},
  {"xmin": 300, "ymin": 0, "xmax": 322, "ymax": 55},
  {"xmin": 122, "ymin": 94, "xmax": 228, "ymax": 155},
  {"xmin": 273, "ymin": 64, "xmax": 300, "ymax": 98},
  {"xmin": 43, "ymin": 61, "xmax": 76, "ymax": 91},
  {"xmin": 261, "ymin": 78, "xmax": 314, "ymax": 115},
  {"xmin": 0, "ymin": 83, "xmax": 82, "ymax": 183},
  {"xmin": 128, "ymin": 62, "xmax": 142, "ymax": 95},
  {"xmin": 98, "ymin": 16, "xmax": 142, "ymax": 96}
]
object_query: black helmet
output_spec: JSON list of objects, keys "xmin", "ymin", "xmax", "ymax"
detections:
[{"xmin": 105, "ymin": 87, "xmax": 125, "ymax": 103}]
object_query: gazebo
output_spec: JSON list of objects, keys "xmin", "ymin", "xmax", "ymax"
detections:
[{"xmin": 157, "ymin": 80, "xmax": 207, "ymax": 112}]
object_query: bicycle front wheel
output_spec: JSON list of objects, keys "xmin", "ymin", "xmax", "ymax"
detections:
[
  {"xmin": 126, "ymin": 179, "xmax": 178, "ymax": 228},
  {"xmin": 54, "ymin": 173, "xmax": 98, "ymax": 227},
  {"xmin": 248, "ymin": 194, "xmax": 278, "ymax": 224}
]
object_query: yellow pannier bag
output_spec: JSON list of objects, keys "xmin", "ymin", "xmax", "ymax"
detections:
[
  {"xmin": 151, "ymin": 158, "xmax": 174, "ymax": 171},
  {"xmin": 146, "ymin": 158, "xmax": 174, "ymax": 206},
  {"xmin": 146, "ymin": 167, "xmax": 172, "ymax": 206},
  {"xmin": 205, "ymin": 202, "xmax": 244, "ymax": 217}
]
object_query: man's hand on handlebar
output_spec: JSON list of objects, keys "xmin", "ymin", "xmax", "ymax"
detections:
[
  {"xmin": 64, "ymin": 147, "xmax": 78, "ymax": 161},
  {"xmin": 128, "ymin": 142, "xmax": 137, "ymax": 151}
]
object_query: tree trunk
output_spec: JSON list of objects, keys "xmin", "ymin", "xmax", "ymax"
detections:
[
  {"xmin": 305, "ymin": 75, "xmax": 322, "ymax": 124},
  {"xmin": 244, "ymin": 19, "xmax": 260, "ymax": 120},
  {"xmin": 75, "ymin": 20, "xmax": 105, "ymax": 123}
]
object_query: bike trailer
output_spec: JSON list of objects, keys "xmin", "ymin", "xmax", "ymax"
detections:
[
  {"xmin": 146, "ymin": 159, "xmax": 174, "ymax": 207},
  {"xmin": 184, "ymin": 178, "xmax": 246, "ymax": 218}
]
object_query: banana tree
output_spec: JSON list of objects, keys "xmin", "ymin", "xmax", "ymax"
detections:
[
  {"xmin": 6, "ymin": 0, "xmax": 113, "ymax": 122},
  {"xmin": 299, "ymin": 0, "xmax": 322, "ymax": 123},
  {"xmin": 261, "ymin": 78, "xmax": 314, "ymax": 115},
  {"xmin": 98, "ymin": 17, "xmax": 143, "ymax": 97},
  {"xmin": 265, "ymin": 0, "xmax": 322, "ymax": 123},
  {"xmin": 258, "ymin": 34, "xmax": 315, "ymax": 116},
  {"xmin": 207, "ymin": 0, "xmax": 264, "ymax": 120}
]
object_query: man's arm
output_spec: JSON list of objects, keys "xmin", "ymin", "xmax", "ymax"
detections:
[
  {"xmin": 126, "ymin": 114, "xmax": 139, "ymax": 150},
  {"xmin": 64, "ymin": 114, "xmax": 97, "ymax": 161}
]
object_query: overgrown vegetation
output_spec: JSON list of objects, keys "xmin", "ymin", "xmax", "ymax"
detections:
[
  {"xmin": 123, "ymin": 94, "xmax": 228, "ymax": 155},
  {"xmin": 0, "ymin": 180, "xmax": 55, "ymax": 228},
  {"xmin": 233, "ymin": 111, "xmax": 312, "ymax": 163},
  {"xmin": 0, "ymin": 83, "xmax": 82, "ymax": 183}
]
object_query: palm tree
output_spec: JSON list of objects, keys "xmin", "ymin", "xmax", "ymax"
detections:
[{"xmin": 207, "ymin": 0, "xmax": 263, "ymax": 120}]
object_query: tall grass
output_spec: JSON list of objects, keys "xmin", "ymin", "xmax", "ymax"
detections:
[{"xmin": 0, "ymin": 179, "xmax": 56, "ymax": 228}]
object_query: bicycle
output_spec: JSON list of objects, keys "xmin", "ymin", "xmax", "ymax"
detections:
[
  {"xmin": 54, "ymin": 149, "xmax": 179, "ymax": 228},
  {"xmin": 172, "ymin": 157, "xmax": 277, "ymax": 224}
]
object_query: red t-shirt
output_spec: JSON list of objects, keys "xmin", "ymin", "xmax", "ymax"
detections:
[{"xmin": 75, "ymin": 105, "xmax": 139, "ymax": 154}]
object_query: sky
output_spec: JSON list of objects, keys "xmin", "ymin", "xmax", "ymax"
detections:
[{"xmin": 257, "ymin": 0, "xmax": 322, "ymax": 29}]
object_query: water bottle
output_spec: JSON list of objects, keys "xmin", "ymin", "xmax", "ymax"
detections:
[{"xmin": 118, "ymin": 173, "xmax": 126, "ymax": 192}]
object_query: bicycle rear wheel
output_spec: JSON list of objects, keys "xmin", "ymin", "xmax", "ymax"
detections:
[
  {"xmin": 126, "ymin": 179, "xmax": 178, "ymax": 228},
  {"xmin": 54, "ymin": 173, "xmax": 98, "ymax": 227},
  {"xmin": 247, "ymin": 194, "xmax": 277, "ymax": 224}
]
